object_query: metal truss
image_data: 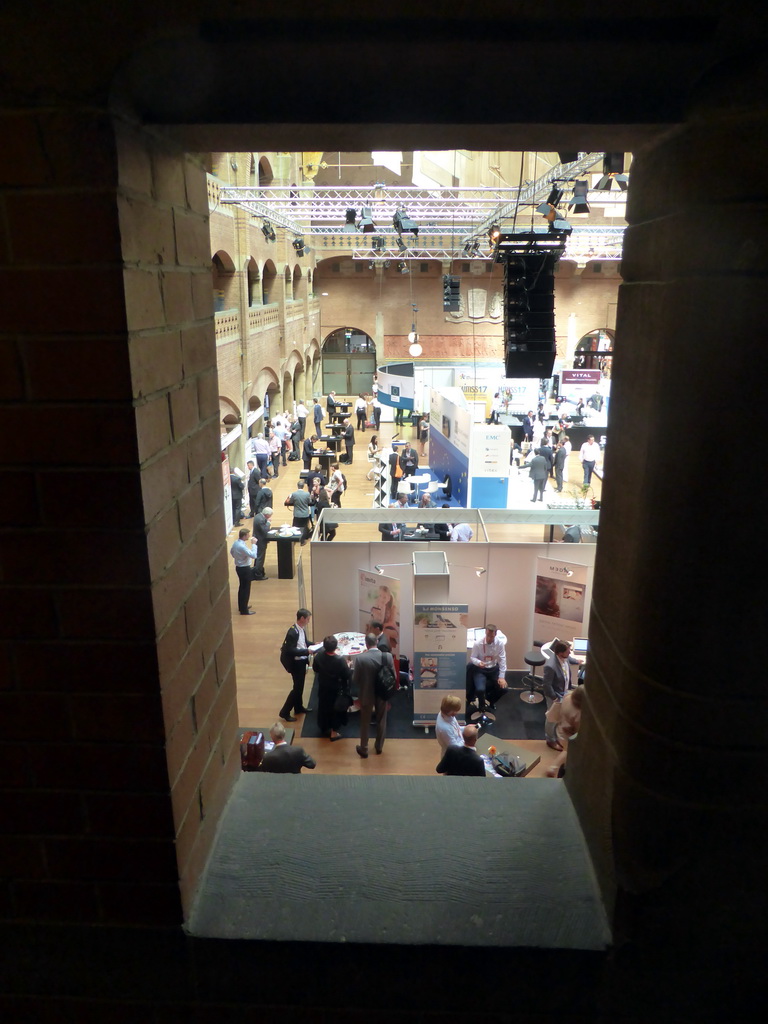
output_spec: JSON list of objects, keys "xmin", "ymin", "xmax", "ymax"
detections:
[
  {"xmin": 217, "ymin": 153, "xmax": 625, "ymax": 259},
  {"xmin": 218, "ymin": 184, "xmax": 523, "ymax": 233},
  {"xmin": 328, "ymin": 226, "xmax": 625, "ymax": 263}
]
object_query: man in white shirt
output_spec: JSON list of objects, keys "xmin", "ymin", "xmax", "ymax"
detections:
[
  {"xmin": 468, "ymin": 624, "xmax": 508, "ymax": 714},
  {"xmin": 229, "ymin": 527, "xmax": 260, "ymax": 615},
  {"xmin": 450, "ymin": 522, "xmax": 473, "ymax": 542},
  {"xmin": 295, "ymin": 401, "xmax": 309, "ymax": 439},
  {"xmin": 579, "ymin": 434, "xmax": 601, "ymax": 486}
]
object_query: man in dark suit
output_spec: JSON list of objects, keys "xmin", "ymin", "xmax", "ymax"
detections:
[
  {"xmin": 252, "ymin": 478, "xmax": 272, "ymax": 518},
  {"xmin": 542, "ymin": 640, "xmax": 583, "ymax": 750},
  {"xmin": 229, "ymin": 471, "xmax": 245, "ymax": 525},
  {"xmin": 246, "ymin": 461, "xmax": 260, "ymax": 516},
  {"xmin": 302, "ymin": 434, "xmax": 318, "ymax": 470},
  {"xmin": 399, "ymin": 444, "xmax": 419, "ymax": 478},
  {"xmin": 435, "ymin": 724, "xmax": 486, "ymax": 776},
  {"xmin": 258, "ymin": 722, "xmax": 316, "ymax": 774},
  {"xmin": 378, "ymin": 518, "xmax": 406, "ymax": 540},
  {"xmin": 251, "ymin": 506, "xmax": 272, "ymax": 581},
  {"xmin": 529, "ymin": 448, "xmax": 549, "ymax": 503},
  {"xmin": 326, "ymin": 391, "xmax": 337, "ymax": 416},
  {"xmin": 278, "ymin": 608, "xmax": 314, "ymax": 722},
  {"xmin": 342, "ymin": 417, "xmax": 355, "ymax": 464},
  {"xmin": 367, "ymin": 620, "xmax": 391, "ymax": 652},
  {"xmin": 352, "ymin": 633, "xmax": 395, "ymax": 758},
  {"xmin": 313, "ymin": 399, "xmax": 323, "ymax": 434},
  {"xmin": 554, "ymin": 441, "xmax": 568, "ymax": 493},
  {"xmin": 522, "ymin": 410, "xmax": 535, "ymax": 442}
]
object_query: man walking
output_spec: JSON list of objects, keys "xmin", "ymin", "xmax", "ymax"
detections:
[
  {"xmin": 229, "ymin": 526, "xmax": 259, "ymax": 615},
  {"xmin": 279, "ymin": 608, "xmax": 314, "ymax": 722},
  {"xmin": 251, "ymin": 506, "xmax": 272, "ymax": 581},
  {"xmin": 579, "ymin": 434, "xmax": 601, "ymax": 486},
  {"xmin": 435, "ymin": 724, "xmax": 486, "ymax": 776},
  {"xmin": 352, "ymin": 632, "xmax": 395, "ymax": 758}
]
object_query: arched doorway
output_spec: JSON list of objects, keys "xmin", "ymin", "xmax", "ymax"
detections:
[
  {"xmin": 574, "ymin": 328, "xmax": 614, "ymax": 377},
  {"xmin": 322, "ymin": 327, "xmax": 377, "ymax": 395}
]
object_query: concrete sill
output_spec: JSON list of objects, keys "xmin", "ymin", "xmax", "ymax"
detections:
[{"xmin": 187, "ymin": 774, "xmax": 610, "ymax": 950}]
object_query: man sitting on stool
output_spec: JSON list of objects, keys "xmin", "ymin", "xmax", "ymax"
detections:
[{"xmin": 467, "ymin": 624, "xmax": 508, "ymax": 717}]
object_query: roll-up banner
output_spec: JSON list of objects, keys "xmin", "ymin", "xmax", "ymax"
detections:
[
  {"xmin": 358, "ymin": 571, "xmax": 402, "ymax": 663},
  {"xmin": 412, "ymin": 603, "xmax": 469, "ymax": 725},
  {"xmin": 533, "ymin": 557, "xmax": 589, "ymax": 645}
]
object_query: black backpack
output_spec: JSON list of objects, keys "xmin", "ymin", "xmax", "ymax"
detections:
[{"xmin": 374, "ymin": 652, "xmax": 397, "ymax": 702}]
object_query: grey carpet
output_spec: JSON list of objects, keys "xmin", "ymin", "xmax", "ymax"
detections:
[{"xmin": 188, "ymin": 774, "xmax": 609, "ymax": 950}]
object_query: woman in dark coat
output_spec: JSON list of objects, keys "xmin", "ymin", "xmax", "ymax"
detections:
[{"xmin": 314, "ymin": 635, "xmax": 352, "ymax": 739}]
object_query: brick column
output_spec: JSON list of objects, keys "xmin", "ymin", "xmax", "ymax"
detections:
[
  {"xmin": 0, "ymin": 110, "xmax": 239, "ymax": 925},
  {"xmin": 567, "ymin": 64, "xmax": 768, "ymax": 1008}
]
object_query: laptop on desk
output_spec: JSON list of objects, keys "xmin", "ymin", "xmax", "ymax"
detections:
[{"xmin": 571, "ymin": 636, "xmax": 589, "ymax": 657}]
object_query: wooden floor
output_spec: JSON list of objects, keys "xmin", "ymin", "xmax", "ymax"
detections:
[{"xmin": 231, "ymin": 416, "xmax": 601, "ymax": 778}]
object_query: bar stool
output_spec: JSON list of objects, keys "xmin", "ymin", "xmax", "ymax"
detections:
[{"xmin": 520, "ymin": 648, "xmax": 545, "ymax": 704}]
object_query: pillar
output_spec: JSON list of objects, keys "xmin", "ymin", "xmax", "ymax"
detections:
[{"xmin": 567, "ymin": 56, "xmax": 768, "ymax": 1015}]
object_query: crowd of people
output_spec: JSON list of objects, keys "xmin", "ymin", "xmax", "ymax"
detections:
[{"xmin": 253, "ymin": 608, "xmax": 585, "ymax": 779}]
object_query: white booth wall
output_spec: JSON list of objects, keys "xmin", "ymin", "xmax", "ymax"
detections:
[{"xmin": 310, "ymin": 539, "xmax": 596, "ymax": 668}]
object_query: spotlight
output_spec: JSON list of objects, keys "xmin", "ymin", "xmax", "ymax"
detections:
[
  {"xmin": 261, "ymin": 221, "xmax": 275, "ymax": 241},
  {"xmin": 368, "ymin": 261, "xmax": 375, "ymax": 269},
  {"xmin": 292, "ymin": 237, "xmax": 305, "ymax": 255},
  {"xmin": 358, "ymin": 207, "xmax": 375, "ymax": 232},
  {"xmin": 374, "ymin": 565, "xmax": 383, "ymax": 574},
  {"xmin": 489, "ymin": 224, "xmax": 501, "ymax": 245},
  {"xmin": 371, "ymin": 235, "xmax": 386, "ymax": 253},
  {"xmin": 393, "ymin": 209, "xmax": 419, "ymax": 237},
  {"xmin": 383, "ymin": 260, "xmax": 391, "ymax": 269},
  {"xmin": 343, "ymin": 208, "xmax": 358, "ymax": 232},
  {"xmin": 549, "ymin": 215, "xmax": 573, "ymax": 234},
  {"xmin": 567, "ymin": 181, "xmax": 590, "ymax": 216},
  {"xmin": 397, "ymin": 236, "xmax": 408, "ymax": 254},
  {"xmin": 536, "ymin": 187, "xmax": 564, "ymax": 215},
  {"xmin": 594, "ymin": 153, "xmax": 626, "ymax": 191},
  {"xmin": 397, "ymin": 261, "xmax": 409, "ymax": 274}
]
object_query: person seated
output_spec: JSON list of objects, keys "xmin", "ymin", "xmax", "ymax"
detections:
[
  {"xmin": 435, "ymin": 694, "xmax": 463, "ymax": 752},
  {"xmin": 435, "ymin": 724, "xmax": 486, "ymax": 777},
  {"xmin": 257, "ymin": 722, "xmax": 316, "ymax": 774},
  {"xmin": 378, "ymin": 519, "xmax": 406, "ymax": 540},
  {"xmin": 434, "ymin": 503, "xmax": 452, "ymax": 541},
  {"xmin": 466, "ymin": 623, "xmax": 508, "ymax": 715}
]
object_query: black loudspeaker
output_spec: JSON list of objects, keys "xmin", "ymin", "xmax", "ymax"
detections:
[
  {"xmin": 505, "ymin": 347, "xmax": 555, "ymax": 378},
  {"xmin": 503, "ymin": 253, "xmax": 557, "ymax": 378}
]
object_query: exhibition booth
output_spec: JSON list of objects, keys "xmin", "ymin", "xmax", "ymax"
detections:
[{"xmin": 309, "ymin": 506, "xmax": 598, "ymax": 726}]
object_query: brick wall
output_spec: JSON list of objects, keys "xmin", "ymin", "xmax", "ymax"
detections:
[
  {"xmin": 0, "ymin": 110, "xmax": 240, "ymax": 926},
  {"xmin": 117, "ymin": 122, "xmax": 241, "ymax": 914}
]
